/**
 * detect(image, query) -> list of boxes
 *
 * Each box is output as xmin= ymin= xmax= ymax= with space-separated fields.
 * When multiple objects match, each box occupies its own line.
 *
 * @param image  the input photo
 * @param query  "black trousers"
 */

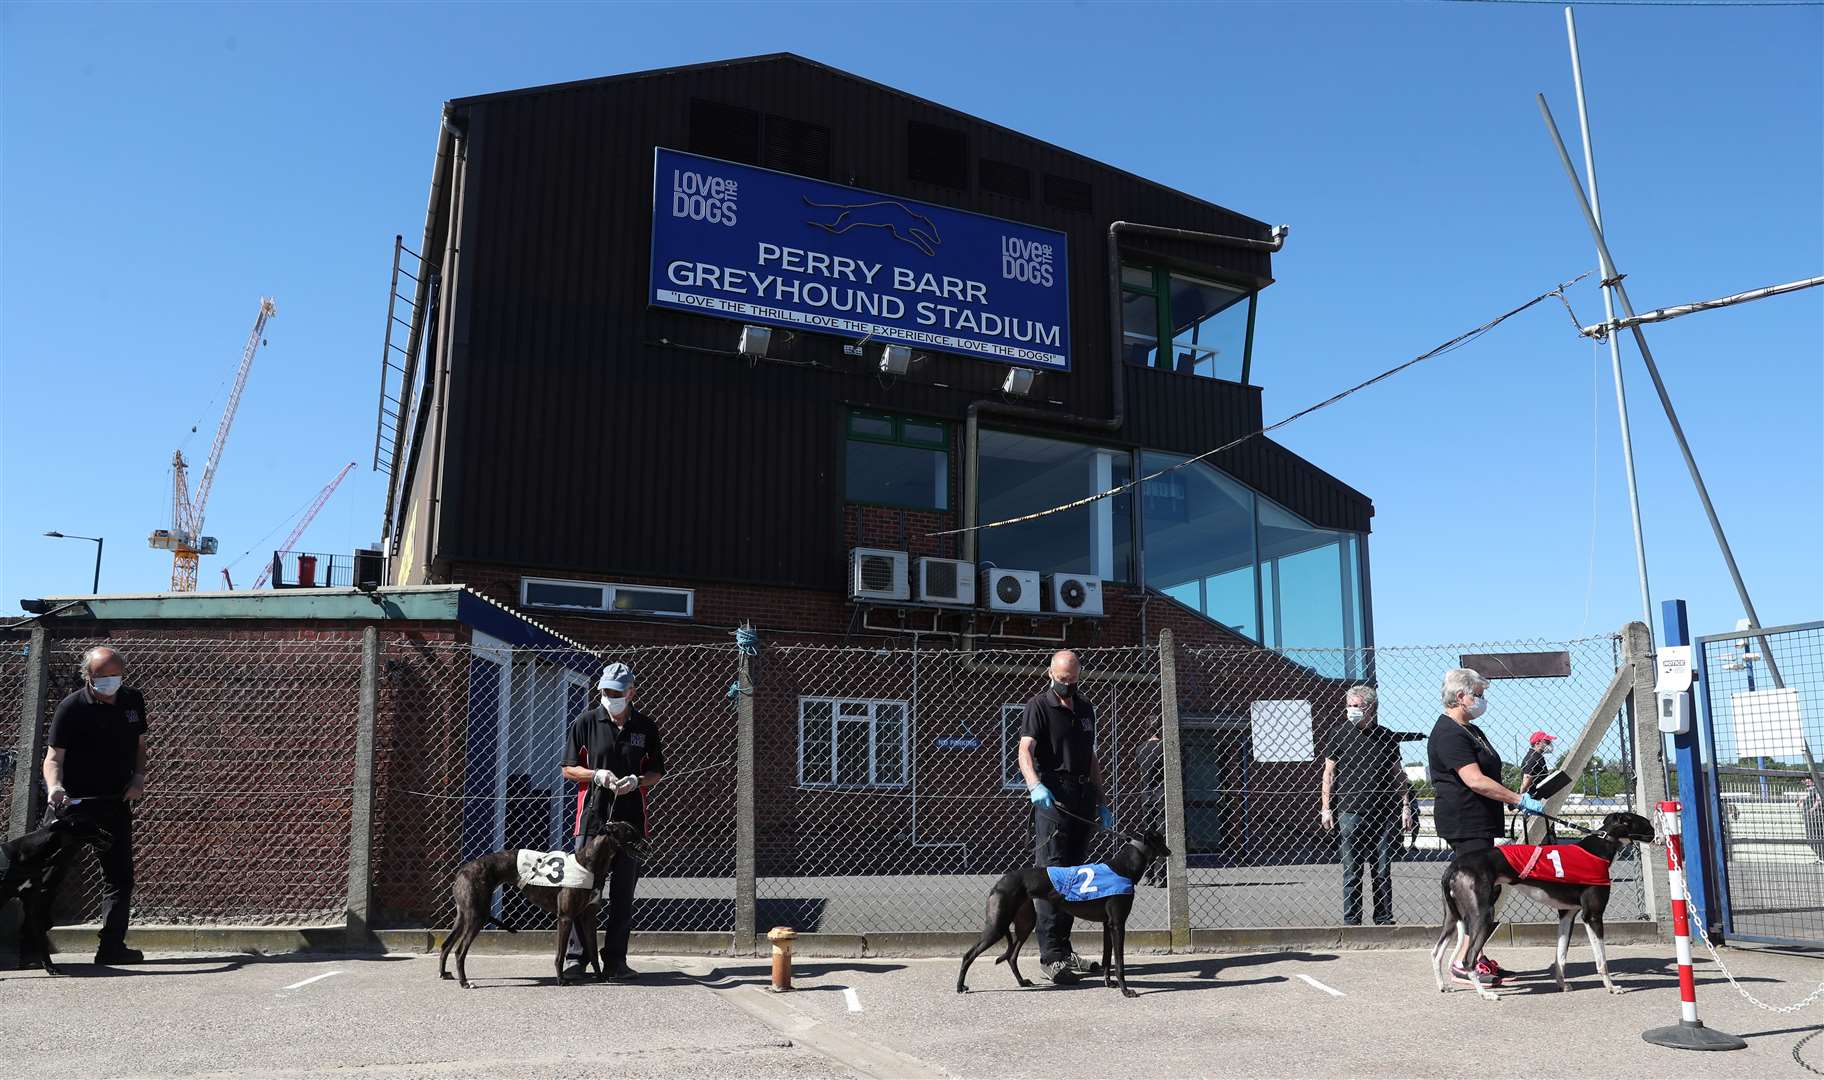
xmin=40 ymin=801 xmax=134 ymax=951
xmin=1032 ymin=783 xmax=1092 ymax=966
xmin=565 ymin=835 xmax=641 ymax=969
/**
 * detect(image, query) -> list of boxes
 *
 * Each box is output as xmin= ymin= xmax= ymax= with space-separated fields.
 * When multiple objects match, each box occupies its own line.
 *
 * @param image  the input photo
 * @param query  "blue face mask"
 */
xmin=91 ymin=675 xmax=123 ymax=696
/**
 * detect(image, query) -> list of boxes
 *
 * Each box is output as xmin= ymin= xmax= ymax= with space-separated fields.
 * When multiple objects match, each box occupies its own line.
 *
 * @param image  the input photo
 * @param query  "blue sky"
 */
xmin=3 ymin=1 xmax=1818 ymax=649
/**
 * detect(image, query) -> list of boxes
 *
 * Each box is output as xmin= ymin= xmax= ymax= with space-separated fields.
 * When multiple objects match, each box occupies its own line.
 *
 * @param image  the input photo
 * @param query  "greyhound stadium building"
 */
xmin=378 ymin=53 xmax=1374 ymax=661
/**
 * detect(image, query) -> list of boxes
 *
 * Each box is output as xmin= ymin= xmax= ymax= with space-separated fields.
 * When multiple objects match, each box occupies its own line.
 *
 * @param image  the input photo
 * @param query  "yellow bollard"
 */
xmin=767 ymin=926 xmax=798 ymax=992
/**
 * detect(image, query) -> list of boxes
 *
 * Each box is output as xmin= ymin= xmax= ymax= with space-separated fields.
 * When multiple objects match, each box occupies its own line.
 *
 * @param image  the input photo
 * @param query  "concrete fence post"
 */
xmin=345 ymin=627 xmax=379 ymax=947
xmin=8 ymin=627 xmax=50 ymax=840
xmin=1624 ymin=619 xmax=1669 ymax=924
xmin=734 ymin=648 xmax=757 ymax=957
xmin=1158 ymin=630 xmax=1191 ymax=950
xmin=1 ymin=628 xmax=50 ymax=960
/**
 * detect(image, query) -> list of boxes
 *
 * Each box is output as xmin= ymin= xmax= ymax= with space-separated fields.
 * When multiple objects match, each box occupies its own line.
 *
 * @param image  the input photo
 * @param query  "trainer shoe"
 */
xmin=605 ymin=964 xmax=641 ymax=982
xmin=561 ymin=962 xmax=586 ymax=981
xmin=1064 ymin=953 xmax=1102 ymax=976
xmin=1448 ymin=963 xmax=1482 ymax=989
xmin=1475 ymin=955 xmax=1508 ymax=983
xmin=94 ymin=946 xmax=144 ymax=965
xmin=1041 ymin=959 xmax=1079 ymax=985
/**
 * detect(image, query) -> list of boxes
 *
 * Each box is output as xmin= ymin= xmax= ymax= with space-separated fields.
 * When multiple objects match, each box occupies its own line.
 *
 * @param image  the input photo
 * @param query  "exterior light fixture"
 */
xmin=1001 ymin=367 xmax=1036 ymax=396
xmin=737 ymin=325 xmax=772 ymax=357
xmin=879 ymin=344 xmax=912 ymax=376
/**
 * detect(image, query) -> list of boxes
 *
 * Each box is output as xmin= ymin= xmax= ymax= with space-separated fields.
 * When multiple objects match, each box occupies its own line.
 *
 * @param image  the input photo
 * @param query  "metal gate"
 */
xmin=1696 ymin=620 xmax=1824 ymax=946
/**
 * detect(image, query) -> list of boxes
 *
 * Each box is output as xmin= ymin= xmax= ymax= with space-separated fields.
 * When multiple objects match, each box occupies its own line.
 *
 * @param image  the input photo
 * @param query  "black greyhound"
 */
xmin=1432 ymin=811 xmax=1656 ymax=999
xmin=3 ymin=812 xmax=115 ymax=975
xmin=438 ymin=820 xmax=637 ymax=988
xmin=957 ymin=830 xmax=1170 ymax=998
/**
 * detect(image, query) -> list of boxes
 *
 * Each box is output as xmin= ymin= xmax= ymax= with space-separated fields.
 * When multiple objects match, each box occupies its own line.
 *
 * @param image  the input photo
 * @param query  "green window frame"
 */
xmin=845 ymin=410 xmax=950 ymax=510
xmin=1121 ymin=263 xmax=1258 ymax=384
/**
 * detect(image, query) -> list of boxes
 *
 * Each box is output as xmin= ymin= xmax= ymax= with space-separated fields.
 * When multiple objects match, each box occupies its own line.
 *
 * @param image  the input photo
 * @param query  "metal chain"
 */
xmin=1660 ymin=812 xmax=1824 ymax=1014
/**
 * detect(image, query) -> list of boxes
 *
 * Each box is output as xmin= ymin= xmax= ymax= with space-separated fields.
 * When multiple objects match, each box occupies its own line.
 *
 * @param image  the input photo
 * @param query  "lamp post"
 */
xmin=44 ymin=531 xmax=103 ymax=593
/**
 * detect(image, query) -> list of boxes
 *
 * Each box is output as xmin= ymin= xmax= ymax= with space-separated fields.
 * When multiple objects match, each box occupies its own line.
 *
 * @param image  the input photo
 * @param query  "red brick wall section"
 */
xmin=23 ymin=623 xmax=465 ymax=928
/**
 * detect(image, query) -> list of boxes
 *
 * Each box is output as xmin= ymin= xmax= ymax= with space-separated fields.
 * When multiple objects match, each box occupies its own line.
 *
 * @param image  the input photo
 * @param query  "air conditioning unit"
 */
xmin=849 ymin=547 xmax=910 ymax=601
xmin=980 ymin=567 xmax=1041 ymax=613
xmin=917 ymin=558 xmax=975 ymax=605
xmin=1046 ymin=573 xmax=1104 ymax=617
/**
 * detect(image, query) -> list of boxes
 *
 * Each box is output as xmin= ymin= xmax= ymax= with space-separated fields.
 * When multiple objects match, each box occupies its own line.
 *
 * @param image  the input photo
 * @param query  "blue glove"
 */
xmin=1097 ymin=805 xmax=1115 ymax=830
xmin=1518 ymin=794 xmax=1546 ymax=816
xmin=1028 ymin=784 xmax=1054 ymax=809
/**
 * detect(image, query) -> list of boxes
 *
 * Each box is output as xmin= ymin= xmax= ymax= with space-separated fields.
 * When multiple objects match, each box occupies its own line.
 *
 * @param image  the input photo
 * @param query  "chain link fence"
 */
xmin=41 ymin=636 xmax=363 ymax=926
xmin=377 ymin=640 xmax=738 ymax=935
xmin=1697 ymin=620 xmax=1824 ymax=945
xmin=0 ymin=635 xmax=27 ymax=832
xmin=1178 ymin=635 xmax=1643 ymax=929
xmin=2 ymin=626 xmax=1660 ymax=939
xmin=754 ymin=642 xmax=1164 ymax=934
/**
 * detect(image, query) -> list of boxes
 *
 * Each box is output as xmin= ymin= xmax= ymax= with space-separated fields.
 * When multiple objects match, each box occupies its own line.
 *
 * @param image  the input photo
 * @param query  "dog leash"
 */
xmin=1049 ymin=801 xmax=1143 ymax=845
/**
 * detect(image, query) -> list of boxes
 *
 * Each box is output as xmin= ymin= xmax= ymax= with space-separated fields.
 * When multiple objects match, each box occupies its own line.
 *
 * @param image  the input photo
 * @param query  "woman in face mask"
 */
xmin=1427 ymin=667 xmax=1545 ymax=988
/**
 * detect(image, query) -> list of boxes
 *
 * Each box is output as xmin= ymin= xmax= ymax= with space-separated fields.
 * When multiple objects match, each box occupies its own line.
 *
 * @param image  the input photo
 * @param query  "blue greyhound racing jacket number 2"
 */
xmin=1046 ymin=863 xmax=1135 ymax=902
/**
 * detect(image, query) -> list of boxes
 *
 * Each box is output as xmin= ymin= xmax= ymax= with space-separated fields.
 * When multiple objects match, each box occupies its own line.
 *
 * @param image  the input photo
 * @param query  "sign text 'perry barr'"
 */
xmin=650 ymin=149 xmax=1071 ymax=370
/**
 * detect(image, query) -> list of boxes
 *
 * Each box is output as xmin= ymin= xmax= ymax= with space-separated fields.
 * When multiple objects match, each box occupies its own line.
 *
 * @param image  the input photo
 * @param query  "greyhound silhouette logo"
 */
xmin=802 ymin=196 xmax=942 ymax=256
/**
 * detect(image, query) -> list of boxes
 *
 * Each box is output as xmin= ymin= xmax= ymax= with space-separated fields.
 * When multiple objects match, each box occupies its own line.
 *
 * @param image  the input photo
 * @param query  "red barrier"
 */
xmin=1642 ymin=800 xmax=1746 ymax=1052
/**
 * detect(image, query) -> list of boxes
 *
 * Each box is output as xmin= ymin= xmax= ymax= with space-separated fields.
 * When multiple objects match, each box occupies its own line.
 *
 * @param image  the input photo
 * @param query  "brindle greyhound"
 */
xmin=438 ymin=820 xmax=636 ymax=988
xmin=1432 ymin=811 xmax=1656 ymax=999
xmin=957 ymin=830 xmax=1170 ymax=998
xmin=3 ymin=811 xmax=114 ymax=975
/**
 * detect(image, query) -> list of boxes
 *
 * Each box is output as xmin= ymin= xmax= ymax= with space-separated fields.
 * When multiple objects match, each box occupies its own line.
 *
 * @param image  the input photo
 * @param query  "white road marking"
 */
xmin=280 ymin=971 xmax=344 ymax=991
xmin=1296 ymin=973 xmax=1345 ymax=998
xmin=842 ymin=987 xmax=862 ymax=1013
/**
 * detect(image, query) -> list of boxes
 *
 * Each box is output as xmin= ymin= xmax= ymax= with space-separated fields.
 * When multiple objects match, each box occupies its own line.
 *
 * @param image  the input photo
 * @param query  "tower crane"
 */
xmin=244 ymin=462 xmax=357 ymax=590
xmin=150 ymin=297 xmax=277 ymax=591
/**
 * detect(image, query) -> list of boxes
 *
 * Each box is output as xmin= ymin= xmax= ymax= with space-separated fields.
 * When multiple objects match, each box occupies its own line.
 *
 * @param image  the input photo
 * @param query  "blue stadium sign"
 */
xmin=651 ymin=149 xmax=1072 ymax=371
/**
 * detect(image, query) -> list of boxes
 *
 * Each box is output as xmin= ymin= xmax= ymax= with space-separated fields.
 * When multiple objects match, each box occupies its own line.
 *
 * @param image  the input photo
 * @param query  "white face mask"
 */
xmin=1346 ymin=706 xmax=1368 ymax=725
xmin=1464 ymin=695 xmax=1489 ymax=720
xmin=91 ymin=675 xmax=124 ymax=696
xmin=602 ymin=695 xmax=629 ymax=718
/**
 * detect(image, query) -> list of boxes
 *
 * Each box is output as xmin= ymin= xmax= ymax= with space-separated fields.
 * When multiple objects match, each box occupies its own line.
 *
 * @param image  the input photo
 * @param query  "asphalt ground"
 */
xmin=3 ymin=941 xmax=1821 ymax=1078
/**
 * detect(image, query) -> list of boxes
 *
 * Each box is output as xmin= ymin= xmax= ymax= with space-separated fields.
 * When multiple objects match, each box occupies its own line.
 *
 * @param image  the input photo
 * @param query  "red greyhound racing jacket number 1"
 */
xmin=1500 ymin=843 xmax=1611 ymax=886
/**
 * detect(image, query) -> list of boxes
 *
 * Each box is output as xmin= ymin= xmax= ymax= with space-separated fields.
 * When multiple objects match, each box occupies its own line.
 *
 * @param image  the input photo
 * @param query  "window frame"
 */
xmin=999 ymin=704 xmax=1028 ymax=790
xmin=975 ymin=428 xmax=1136 ymax=585
xmin=797 ymin=696 xmax=912 ymax=790
xmin=844 ymin=410 xmax=951 ymax=511
xmin=1120 ymin=263 xmax=1258 ymax=385
xmin=519 ymin=576 xmax=695 ymax=619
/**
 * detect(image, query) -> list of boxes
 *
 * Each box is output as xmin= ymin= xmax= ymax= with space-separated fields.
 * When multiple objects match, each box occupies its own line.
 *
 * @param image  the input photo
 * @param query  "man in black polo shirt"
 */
xmin=1320 ymin=686 xmax=1421 ymax=926
xmin=1016 ymin=649 xmax=1112 ymax=984
xmin=39 ymin=645 xmax=147 ymax=965
xmin=559 ymin=661 xmax=665 ymax=982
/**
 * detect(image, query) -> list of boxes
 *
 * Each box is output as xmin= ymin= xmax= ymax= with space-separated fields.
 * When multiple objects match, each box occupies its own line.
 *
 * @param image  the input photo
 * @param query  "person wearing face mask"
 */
xmin=559 ymin=661 xmax=665 ymax=982
xmin=1429 ymin=667 xmax=1544 ymax=988
xmin=39 ymin=646 xmax=148 ymax=965
xmin=1016 ymin=649 xmax=1112 ymax=985
xmin=1320 ymin=686 xmax=1423 ymax=926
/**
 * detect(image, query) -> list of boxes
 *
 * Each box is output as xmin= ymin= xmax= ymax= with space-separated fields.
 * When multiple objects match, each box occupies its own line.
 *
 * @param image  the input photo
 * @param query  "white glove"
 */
xmin=611 ymin=774 xmax=640 ymax=796
xmin=593 ymin=769 xmax=616 ymax=789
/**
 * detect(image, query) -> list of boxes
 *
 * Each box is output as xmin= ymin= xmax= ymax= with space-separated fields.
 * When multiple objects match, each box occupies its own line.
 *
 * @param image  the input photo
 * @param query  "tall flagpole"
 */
xmin=1565 ymin=6 xmax=1654 ymax=636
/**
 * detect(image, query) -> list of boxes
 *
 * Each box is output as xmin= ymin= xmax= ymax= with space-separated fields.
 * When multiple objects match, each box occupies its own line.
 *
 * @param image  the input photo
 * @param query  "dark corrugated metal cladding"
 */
xmin=432 ymin=56 xmax=1368 ymax=590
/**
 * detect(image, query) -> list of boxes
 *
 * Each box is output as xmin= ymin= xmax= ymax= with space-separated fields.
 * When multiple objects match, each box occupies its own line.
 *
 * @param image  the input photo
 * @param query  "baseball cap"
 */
xmin=1530 ymin=731 xmax=1556 ymax=746
xmin=598 ymin=662 xmax=635 ymax=692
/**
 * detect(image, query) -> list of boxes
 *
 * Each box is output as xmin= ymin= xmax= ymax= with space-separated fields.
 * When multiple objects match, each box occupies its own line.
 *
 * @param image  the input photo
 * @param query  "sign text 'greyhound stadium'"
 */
xmin=650 ymin=148 xmax=1072 ymax=369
